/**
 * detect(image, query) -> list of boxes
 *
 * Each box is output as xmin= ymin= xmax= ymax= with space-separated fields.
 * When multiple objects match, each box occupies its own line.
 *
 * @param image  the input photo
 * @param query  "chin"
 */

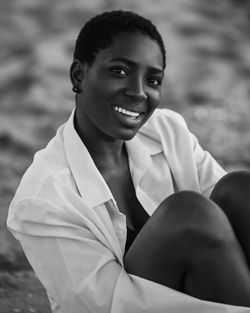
xmin=116 ymin=129 xmax=138 ymax=141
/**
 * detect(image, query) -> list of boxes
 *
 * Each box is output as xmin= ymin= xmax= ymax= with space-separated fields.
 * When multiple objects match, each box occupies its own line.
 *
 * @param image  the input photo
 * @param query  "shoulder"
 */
xmin=8 ymin=130 xmax=81 ymax=234
xmin=11 ymin=124 xmax=72 ymax=206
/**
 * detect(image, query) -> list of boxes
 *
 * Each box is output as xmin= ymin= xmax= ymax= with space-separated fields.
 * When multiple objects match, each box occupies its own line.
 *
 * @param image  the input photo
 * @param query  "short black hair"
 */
xmin=73 ymin=10 xmax=166 ymax=69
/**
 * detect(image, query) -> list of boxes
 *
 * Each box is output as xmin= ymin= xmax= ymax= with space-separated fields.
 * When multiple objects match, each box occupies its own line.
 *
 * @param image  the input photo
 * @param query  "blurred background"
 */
xmin=0 ymin=0 xmax=249 ymax=311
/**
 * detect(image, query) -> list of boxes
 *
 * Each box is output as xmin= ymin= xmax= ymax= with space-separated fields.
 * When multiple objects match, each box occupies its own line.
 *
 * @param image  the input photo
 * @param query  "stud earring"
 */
xmin=72 ymin=85 xmax=81 ymax=93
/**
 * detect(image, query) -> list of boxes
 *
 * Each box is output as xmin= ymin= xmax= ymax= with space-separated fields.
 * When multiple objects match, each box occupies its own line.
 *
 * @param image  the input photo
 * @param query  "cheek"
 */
xmin=149 ymin=89 xmax=161 ymax=108
xmin=88 ymin=79 xmax=119 ymax=100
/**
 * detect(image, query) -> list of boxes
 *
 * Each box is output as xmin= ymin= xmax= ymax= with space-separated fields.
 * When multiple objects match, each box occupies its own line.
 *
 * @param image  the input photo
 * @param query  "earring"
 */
xmin=72 ymin=85 xmax=81 ymax=93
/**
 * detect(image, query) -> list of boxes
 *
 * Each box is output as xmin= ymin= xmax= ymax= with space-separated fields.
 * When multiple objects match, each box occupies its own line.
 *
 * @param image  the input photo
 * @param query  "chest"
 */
xmin=103 ymin=168 xmax=149 ymax=230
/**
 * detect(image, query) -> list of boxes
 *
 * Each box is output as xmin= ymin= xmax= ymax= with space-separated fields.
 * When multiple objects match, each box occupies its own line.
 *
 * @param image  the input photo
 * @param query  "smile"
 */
xmin=113 ymin=106 xmax=140 ymax=118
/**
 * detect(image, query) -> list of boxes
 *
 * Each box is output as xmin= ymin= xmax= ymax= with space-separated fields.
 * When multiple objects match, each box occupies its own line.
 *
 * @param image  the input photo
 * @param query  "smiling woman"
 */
xmin=7 ymin=10 xmax=250 ymax=313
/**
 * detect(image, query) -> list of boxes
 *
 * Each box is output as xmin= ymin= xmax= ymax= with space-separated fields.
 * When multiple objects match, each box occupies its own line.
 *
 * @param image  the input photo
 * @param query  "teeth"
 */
xmin=113 ymin=106 xmax=140 ymax=117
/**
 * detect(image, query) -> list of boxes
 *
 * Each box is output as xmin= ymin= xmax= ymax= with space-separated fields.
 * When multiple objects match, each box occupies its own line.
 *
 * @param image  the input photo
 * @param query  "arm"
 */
xmin=156 ymin=109 xmax=227 ymax=197
xmin=190 ymin=130 xmax=227 ymax=197
xmin=9 ymin=198 xmax=121 ymax=313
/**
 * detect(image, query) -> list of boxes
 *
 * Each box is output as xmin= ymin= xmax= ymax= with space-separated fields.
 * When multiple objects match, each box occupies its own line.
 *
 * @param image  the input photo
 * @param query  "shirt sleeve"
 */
xmin=190 ymin=130 xmax=227 ymax=197
xmin=8 ymin=196 xmax=249 ymax=313
xmin=160 ymin=109 xmax=227 ymax=197
xmin=9 ymin=198 xmax=121 ymax=313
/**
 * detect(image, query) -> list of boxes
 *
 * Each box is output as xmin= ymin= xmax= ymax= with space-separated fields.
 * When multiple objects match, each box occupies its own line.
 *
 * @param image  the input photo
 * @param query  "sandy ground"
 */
xmin=0 ymin=270 xmax=51 ymax=313
xmin=0 ymin=0 xmax=250 ymax=311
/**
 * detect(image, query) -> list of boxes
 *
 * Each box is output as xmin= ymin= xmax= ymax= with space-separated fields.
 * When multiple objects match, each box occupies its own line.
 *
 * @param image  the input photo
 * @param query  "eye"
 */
xmin=147 ymin=76 xmax=162 ymax=87
xmin=110 ymin=66 xmax=128 ymax=76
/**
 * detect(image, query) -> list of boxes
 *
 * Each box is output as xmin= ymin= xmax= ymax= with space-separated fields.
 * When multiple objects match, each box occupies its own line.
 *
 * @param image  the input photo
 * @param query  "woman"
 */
xmin=7 ymin=10 xmax=250 ymax=313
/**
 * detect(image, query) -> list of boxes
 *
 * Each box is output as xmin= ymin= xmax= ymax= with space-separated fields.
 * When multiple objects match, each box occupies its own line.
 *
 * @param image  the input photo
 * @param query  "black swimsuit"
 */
xmin=125 ymin=227 xmax=140 ymax=253
xmin=124 ymin=205 xmax=150 ymax=254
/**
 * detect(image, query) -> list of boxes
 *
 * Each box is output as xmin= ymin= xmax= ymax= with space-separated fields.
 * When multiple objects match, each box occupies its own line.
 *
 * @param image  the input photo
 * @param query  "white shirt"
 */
xmin=7 ymin=108 xmax=249 ymax=313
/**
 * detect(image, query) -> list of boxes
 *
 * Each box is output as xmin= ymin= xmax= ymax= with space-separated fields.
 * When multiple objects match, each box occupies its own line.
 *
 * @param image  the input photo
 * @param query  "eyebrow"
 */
xmin=109 ymin=57 xmax=164 ymax=75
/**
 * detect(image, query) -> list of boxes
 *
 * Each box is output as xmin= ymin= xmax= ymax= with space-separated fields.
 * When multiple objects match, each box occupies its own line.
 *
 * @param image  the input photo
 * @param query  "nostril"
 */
xmin=125 ymin=90 xmax=147 ymax=102
xmin=132 ymin=94 xmax=147 ymax=102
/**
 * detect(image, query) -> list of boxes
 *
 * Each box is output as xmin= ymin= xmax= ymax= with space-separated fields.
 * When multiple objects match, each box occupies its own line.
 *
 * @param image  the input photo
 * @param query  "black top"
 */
xmin=125 ymin=227 xmax=140 ymax=254
xmin=124 ymin=205 xmax=150 ymax=254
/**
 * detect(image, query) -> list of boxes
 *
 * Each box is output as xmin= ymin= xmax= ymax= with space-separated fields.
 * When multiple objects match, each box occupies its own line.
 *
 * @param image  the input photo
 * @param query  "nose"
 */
xmin=124 ymin=77 xmax=147 ymax=102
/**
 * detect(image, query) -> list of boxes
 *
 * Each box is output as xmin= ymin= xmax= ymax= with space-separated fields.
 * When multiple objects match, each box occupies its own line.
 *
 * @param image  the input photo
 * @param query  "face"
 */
xmin=73 ymin=32 xmax=164 ymax=142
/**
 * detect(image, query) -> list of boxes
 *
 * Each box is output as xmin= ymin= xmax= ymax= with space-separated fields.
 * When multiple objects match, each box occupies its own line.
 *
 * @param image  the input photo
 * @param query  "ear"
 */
xmin=70 ymin=59 xmax=85 ymax=87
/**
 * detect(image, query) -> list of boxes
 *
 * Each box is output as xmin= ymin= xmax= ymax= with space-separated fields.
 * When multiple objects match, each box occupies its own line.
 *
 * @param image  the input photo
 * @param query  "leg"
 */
xmin=124 ymin=191 xmax=250 ymax=306
xmin=210 ymin=170 xmax=250 ymax=267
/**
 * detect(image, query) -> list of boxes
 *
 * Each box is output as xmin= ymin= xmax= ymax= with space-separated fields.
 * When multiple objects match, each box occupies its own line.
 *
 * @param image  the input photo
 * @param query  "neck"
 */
xmin=74 ymin=110 xmax=127 ymax=171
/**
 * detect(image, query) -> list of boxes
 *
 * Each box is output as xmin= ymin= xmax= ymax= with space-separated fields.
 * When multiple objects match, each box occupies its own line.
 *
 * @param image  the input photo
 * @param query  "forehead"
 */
xmin=94 ymin=32 xmax=164 ymax=71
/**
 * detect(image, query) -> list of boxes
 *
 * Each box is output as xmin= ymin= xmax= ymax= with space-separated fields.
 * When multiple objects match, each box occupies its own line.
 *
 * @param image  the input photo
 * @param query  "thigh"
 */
xmin=124 ymin=195 xmax=188 ymax=290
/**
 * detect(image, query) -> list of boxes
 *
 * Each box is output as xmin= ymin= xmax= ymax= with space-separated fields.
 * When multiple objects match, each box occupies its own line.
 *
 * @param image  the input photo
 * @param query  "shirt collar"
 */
xmin=63 ymin=109 xmax=163 ymax=209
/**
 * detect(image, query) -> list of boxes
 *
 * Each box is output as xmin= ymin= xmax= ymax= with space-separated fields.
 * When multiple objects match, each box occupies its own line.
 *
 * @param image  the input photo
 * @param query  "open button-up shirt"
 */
xmin=8 ymin=108 xmax=249 ymax=313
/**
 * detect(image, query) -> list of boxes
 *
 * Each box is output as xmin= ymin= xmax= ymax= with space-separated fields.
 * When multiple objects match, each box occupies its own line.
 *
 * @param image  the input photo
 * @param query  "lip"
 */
xmin=111 ymin=105 xmax=145 ymax=125
xmin=111 ymin=104 xmax=146 ymax=114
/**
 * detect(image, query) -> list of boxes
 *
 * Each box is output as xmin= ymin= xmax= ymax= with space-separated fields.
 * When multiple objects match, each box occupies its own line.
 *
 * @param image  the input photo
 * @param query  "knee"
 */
xmin=155 ymin=191 xmax=235 ymax=249
xmin=210 ymin=170 xmax=250 ymax=205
